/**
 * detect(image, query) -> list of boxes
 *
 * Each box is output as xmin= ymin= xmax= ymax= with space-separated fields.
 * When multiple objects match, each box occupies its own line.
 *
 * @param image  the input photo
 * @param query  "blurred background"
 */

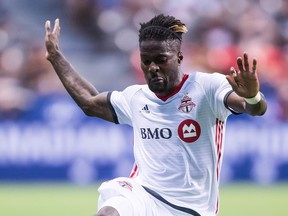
xmin=0 ymin=0 xmax=287 ymax=215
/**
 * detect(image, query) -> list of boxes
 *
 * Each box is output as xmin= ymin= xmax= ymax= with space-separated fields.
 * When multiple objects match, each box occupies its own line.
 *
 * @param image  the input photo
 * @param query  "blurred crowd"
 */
xmin=0 ymin=0 xmax=287 ymax=121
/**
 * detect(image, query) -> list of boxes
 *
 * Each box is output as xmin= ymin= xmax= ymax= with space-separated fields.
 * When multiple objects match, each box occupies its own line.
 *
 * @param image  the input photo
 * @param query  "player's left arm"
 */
xmin=225 ymin=52 xmax=267 ymax=116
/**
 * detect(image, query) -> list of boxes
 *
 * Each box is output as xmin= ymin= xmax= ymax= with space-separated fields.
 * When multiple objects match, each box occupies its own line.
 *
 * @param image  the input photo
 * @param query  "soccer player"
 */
xmin=45 ymin=14 xmax=267 ymax=216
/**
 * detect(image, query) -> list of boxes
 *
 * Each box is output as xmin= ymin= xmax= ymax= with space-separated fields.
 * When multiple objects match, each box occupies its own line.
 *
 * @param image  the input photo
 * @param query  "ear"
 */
xmin=177 ymin=51 xmax=183 ymax=64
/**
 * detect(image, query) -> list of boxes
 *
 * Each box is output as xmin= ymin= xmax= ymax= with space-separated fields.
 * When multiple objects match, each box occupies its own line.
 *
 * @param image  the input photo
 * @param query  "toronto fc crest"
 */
xmin=178 ymin=94 xmax=196 ymax=113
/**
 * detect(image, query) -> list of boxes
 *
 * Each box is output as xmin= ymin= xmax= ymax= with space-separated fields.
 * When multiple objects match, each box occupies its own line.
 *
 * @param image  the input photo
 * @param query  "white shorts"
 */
xmin=97 ymin=177 xmax=193 ymax=216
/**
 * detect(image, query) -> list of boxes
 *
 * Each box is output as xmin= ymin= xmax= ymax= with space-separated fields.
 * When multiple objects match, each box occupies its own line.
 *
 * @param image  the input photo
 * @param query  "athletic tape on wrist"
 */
xmin=244 ymin=92 xmax=261 ymax=104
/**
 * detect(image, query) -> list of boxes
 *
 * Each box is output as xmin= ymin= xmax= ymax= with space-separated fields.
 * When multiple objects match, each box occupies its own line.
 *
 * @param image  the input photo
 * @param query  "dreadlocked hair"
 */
xmin=139 ymin=14 xmax=188 ymax=42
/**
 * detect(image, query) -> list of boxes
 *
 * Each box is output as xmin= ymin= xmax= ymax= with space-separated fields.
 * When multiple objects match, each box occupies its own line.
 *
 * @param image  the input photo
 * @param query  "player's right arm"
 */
xmin=45 ymin=19 xmax=114 ymax=122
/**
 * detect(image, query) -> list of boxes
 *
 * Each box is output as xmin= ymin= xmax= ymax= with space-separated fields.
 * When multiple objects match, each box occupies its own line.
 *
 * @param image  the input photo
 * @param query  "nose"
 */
xmin=148 ymin=63 xmax=159 ymax=73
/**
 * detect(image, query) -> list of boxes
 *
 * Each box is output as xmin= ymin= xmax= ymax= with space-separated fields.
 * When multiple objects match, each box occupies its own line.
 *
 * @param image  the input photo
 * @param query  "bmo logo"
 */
xmin=178 ymin=119 xmax=201 ymax=143
xmin=140 ymin=128 xmax=172 ymax=139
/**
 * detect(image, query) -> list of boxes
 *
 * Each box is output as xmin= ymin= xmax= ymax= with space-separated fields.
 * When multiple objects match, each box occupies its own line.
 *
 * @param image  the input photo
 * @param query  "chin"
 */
xmin=149 ymin=85 xmax=164 ymax=93
xmin=148 ymin=82 xmax=166 ymax=92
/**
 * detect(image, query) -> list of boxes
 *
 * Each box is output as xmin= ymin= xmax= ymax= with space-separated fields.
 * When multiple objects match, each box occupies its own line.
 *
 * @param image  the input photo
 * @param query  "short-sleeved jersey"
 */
xmin=109 ymin=72 xmax=233 ymax=216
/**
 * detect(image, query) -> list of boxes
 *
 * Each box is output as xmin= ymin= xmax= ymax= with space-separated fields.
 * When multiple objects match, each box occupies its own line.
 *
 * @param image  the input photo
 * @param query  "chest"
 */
xmin=132 ymin=90 xmax=211 ymax=125
xmin=131 ymin=90 xmax=214 ymax=145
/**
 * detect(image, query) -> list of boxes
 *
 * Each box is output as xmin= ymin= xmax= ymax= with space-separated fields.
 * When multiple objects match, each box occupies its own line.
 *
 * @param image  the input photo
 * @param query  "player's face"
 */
xmin=139 ymin=40 xmax=182 ymax=97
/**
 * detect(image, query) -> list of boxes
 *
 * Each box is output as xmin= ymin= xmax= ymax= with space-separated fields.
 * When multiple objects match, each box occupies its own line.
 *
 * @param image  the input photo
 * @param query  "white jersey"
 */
xmin=109 ymin=72 xmax=233 ymax=216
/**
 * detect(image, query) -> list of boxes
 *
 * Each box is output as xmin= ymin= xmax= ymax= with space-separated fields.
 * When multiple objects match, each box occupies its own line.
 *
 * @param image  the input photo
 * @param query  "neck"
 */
xmin=156 ymin=73 xmax=188 ymax=101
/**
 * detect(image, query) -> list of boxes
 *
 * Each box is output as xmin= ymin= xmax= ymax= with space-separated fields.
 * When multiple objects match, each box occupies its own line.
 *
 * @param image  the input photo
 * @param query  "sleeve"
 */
xmin=223 ymin=90 xmax=242 ymax=115
xmin=108 ymin=85 xmax=142 ymax=126
xmin=204 ymin=73 xmax=234 ymax=120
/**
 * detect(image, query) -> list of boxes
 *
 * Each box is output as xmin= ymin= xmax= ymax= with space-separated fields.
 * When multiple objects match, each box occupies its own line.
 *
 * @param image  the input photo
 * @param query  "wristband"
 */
xmin=244 ymin=92 xmax=261 ymax=105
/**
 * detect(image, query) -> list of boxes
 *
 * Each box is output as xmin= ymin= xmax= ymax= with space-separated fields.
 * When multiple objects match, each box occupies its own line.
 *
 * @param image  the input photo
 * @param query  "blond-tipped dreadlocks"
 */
xmin=139 ymin=14 xmax=188 ymax=42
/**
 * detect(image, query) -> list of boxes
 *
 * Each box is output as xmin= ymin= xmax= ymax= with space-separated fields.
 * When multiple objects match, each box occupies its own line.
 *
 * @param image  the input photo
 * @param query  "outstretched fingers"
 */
xmin=229 ymin=53 xmax=260 ymax=97
xmin=53 ymin=18 xmax=60 ymax=35
xmin=237 ymin=52 xmax=250 ymax=73
xmin=236 ymin=57 xmax=244 ymax=72
xmin=230 ymin=67 xmax=237 ymax=78
xmin=243 ymin=53 xmax=250 ymax=72
xmin=45 ymin=20 xmax=51 ymax=34
xmin=226 ymin=67 xmax=238 ymax=90
xmin=252 ymin=58 xmax=257 ymax=74
xmin=45 ymin=19 xmax=61 ymax=60
xmin=45 ymin=19 xmax=60 ymax=36
xmin=237 ymin=52 xmax=258 ymax=75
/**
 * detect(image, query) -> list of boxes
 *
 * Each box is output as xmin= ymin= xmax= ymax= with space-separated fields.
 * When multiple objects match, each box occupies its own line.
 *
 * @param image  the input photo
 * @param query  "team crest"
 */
xmin=178 ymin=94 xmax=195 ymax=113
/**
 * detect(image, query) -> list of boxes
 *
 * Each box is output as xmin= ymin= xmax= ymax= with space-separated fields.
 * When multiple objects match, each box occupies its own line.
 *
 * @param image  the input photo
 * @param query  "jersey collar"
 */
xmin=156 ymin=74 xmax=189 ymax=102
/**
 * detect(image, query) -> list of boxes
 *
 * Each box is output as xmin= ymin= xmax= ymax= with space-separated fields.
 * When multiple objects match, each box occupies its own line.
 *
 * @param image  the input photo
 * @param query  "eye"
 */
xmin=142 ymin=60 xmax=151 ymax=66
xmin=155 ymin=57 xmax=168 ymax=64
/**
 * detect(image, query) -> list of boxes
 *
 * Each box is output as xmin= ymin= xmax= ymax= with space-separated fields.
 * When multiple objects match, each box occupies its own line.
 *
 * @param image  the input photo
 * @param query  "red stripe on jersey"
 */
xmin=129 ymin=163 xmax=138 ymax=178
xmin=215 ymin=118 xmax=224 ymax=214
xmin=215 ymin=119 xmax=224 ymax=181
xmin=215 ymin=199 xmax=219 ymax=215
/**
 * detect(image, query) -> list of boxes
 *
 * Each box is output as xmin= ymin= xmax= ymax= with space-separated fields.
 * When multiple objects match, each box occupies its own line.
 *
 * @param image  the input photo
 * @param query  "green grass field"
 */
xmin=0 ymin=183 xmax=287 ymax=216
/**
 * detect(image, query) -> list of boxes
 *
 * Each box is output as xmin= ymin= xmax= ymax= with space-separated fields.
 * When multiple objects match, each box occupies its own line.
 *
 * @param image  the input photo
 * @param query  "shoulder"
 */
xmin=189 ymin=71 xmax=226 ymax=82
xmin=123 ymin=84 xmax=148 ymax=95
xmin=111 ymin=84 xmax=148 ymax=100
xmin=187 ymin=72 xmax=228 ymax=87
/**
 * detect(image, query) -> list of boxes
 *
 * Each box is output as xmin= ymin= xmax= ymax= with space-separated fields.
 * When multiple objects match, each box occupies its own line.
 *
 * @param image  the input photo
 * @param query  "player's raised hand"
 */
xmin=226 ymin=52 xmax=260 ymax=98
xmin=45 ymin=18 xmax=61 ymax=60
